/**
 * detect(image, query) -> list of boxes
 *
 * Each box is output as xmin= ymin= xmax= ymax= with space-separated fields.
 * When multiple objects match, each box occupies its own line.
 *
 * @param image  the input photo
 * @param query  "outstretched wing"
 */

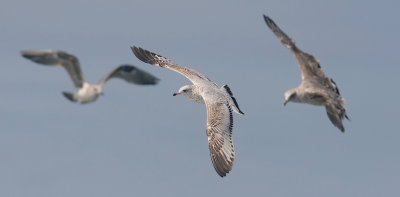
xmin=263 ymin=15 xmax=334 ymax=88
xmin=98 ymin=64 xmax=159 ymax=86
xmin=325 ymin=97 xmax=349 ymax=132
xmin=205 ymin=98 xmax=235 ymax=177
xmin=131 ymin=46 xmax=216 ymax=87
xmin=21 ymin=50 xmax=85 ymax=88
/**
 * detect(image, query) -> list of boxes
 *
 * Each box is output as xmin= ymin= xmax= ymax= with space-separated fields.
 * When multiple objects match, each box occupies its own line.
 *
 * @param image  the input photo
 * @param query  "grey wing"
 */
xmin=205 ymin=98 xmax=235 ymax=177
xmin=98 ymin=64 xmax=159 ymax=86
xmin=21 ymin=49 xmax=85 ymax=88
xmin=263 ymin=15 xmax=331 ymax=84
xmin=131 ymin=46 xmax=216 ymax=86
xmin=324 ymin=96 xmax=349 ymax=132
xmin=325 ymin=103 xmax=345 ymax=132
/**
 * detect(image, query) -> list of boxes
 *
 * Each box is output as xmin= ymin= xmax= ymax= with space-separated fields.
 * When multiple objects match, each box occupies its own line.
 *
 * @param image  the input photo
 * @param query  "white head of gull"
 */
xmin=131 ymin=46 xmax=244 ymax=177
xmin=21 ymin=49 xmax=159 ymax=104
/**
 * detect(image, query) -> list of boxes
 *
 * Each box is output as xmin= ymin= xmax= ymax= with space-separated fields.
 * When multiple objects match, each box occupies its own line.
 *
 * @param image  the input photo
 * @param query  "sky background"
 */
xmin=1 ymin=0 xmax=399 ymax=196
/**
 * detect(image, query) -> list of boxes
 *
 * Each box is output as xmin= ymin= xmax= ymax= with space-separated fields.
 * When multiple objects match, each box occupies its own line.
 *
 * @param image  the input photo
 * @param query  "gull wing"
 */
xmin=205 ymin=98 xmax=235 ymax=177
xmin=263 ymin=15 xmax=337 ymax=91
xmin=21 ymin=50 xmax=85 ymax=88
xmin=98 ymin=64 xmax=159 ymax=86
xmin=131 ymin=46 xmax=216 ymax=87
xmin=325 ymin=97 xmax=349 ymax=132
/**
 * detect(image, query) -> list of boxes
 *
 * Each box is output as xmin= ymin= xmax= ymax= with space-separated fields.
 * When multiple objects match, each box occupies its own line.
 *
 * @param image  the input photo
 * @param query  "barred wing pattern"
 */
xmin=131 ymin=46 xmax=216 ymax=87
xmin=205 ymin=99 xmax=235 ymax=177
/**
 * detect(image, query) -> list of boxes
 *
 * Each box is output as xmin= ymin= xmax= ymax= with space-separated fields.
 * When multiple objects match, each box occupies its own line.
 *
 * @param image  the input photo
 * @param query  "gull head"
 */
xmin=173 ymin=85 xmax=193 ymax=97
xmin=284 ymin=89 xmax=297 ymax=106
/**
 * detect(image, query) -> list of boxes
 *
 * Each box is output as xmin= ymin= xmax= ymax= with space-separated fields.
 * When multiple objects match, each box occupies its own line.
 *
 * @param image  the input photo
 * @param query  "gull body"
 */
xmin=131 ymin=46 xmax=244 ymax=177
xmin=21 ymin=49 xmax=159 ymax=104
xmin=72 ymin=82 xmax=102 ymax=104
xmin=263 ymin=15 xmax=349 ymax=132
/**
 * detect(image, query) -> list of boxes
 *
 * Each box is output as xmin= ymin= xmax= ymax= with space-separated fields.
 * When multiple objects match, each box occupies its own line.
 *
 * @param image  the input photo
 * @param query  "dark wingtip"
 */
xmin=146 ymin=77 xmax=160 ymax=85
xmin=262 ymin=14 xmax=273 ymax=27
xmin=130 ymin=46 xmax=137 ymax=55
xmin=130 ymin=46 xmax=141 ymax=59
xmin=119 ymin=64 xmax=136 ymax=72
xmin=262 ymin=14 xmax=269 ymax=21
xmin=130 ymin=46 xmax=138 ymax=53
xmin=62 ymin=92 xmax=77 ymax=102
xmin=130 ymin=46 xmax=150 ymax=65
xmin=20 ymin=50 xmax=33 ymax=59
xmin=218 ymin=173 xmax=227 ymax=178
xmin=215 ymin=168 xmax=229 ymax=177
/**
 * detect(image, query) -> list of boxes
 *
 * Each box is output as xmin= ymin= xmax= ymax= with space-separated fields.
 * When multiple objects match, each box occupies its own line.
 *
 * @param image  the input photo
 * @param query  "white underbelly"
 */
xmin=76 ymin=88 xmax=98 ymax=103
xmin=77 ymin=93 xmax=98 ymax=103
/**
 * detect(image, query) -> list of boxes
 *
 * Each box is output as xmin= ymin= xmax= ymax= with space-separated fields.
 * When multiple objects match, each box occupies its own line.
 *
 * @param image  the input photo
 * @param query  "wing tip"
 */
xmin=20 ymin=51 xmax=31 ymax=59
xmin=212 ymin=157 xmax=233 ymax=178
xmin=209 ymin=144 xmax=235 ymax=177
xmin=130 ymin=46 xmax=141 ymax=59
xmin=130 ymin=46 xmax=148 ymax=64
xmin=262 ymin=14 xmax=268 ymax=21
xmin=130 ymin=46 xmax=169 ymax=68
xmin=114 ymin=64 xmax=160 ymax=85
xmin=62 ymin=92 xmax=77 ymax=102
xmin=262 ymin=14 xmax=275 ymax=29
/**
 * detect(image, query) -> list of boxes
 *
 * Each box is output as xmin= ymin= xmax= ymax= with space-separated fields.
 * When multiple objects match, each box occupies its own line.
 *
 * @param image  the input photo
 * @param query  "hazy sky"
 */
xmin=1 ymin=0 xmax=399 ymax=196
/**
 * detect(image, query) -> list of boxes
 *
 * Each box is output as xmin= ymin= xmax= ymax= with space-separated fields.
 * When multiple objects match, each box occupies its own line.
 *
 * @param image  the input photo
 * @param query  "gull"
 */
xmin=131 ymin=46 xmax=244 ymax=177
xmin=263 ymin=15 xmax=349 ymax=132
xmin=21 ymin=49 xmax=159 ymax=104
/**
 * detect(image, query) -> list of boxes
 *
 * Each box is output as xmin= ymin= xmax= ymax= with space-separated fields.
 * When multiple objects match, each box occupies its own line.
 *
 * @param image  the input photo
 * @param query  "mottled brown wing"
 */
xmin=263 ymin=15 xmax=334 ymax=89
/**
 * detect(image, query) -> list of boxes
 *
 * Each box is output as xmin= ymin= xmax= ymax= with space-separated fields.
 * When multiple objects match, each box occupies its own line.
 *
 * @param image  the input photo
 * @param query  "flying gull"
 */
xmin=131 ymin=46 xmax=244 ymax=177
xmin=263 ymin=15 xmax=349 ymax=132
xmin=21 ymin=49 xmax=159 ymax=104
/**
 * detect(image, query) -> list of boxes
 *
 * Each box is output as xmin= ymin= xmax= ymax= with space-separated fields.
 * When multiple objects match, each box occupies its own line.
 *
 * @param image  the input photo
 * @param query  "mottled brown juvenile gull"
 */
xmin=263 ymin=15 xmax=349 ymax=132
xmin=131 ymin=46 xmax=244 ymax=177
xmin=21 ymin=49 xmax=159 ymax=104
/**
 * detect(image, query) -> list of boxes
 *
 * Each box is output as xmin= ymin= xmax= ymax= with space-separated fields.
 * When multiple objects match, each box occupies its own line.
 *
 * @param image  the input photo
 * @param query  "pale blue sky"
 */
xmin=1 ymin=0 xmax=399 ymax=196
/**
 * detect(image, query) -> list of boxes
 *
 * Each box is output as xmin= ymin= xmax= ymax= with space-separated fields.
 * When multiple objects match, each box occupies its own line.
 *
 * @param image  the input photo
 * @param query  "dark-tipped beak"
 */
xmin=173 ymin=92 xmax=178 ymax=96
xmin=283 ymin=100 xmax=288 ymax=106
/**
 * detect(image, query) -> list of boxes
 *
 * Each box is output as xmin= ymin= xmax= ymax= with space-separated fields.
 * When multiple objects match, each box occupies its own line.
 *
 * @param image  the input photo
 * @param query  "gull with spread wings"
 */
xmin=263 ymin=15 xmax=349 ymax=132
xmin=21 ymin=49 xmax=159 ymax=104
xmin=131 ymin=46 xmax=244 ymax=177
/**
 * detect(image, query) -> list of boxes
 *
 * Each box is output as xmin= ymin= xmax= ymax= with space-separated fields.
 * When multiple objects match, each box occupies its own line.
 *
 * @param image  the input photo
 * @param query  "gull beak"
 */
xmin=283 ymin=100 xmax=288 ymax=106
xmin=173 ymin=92 xmax=179 ymax=96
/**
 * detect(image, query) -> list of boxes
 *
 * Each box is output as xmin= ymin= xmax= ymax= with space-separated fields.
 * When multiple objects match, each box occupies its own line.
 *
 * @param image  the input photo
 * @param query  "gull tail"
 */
xmin=62 ymin=92 xmax=77 ymax=102
xmin=222 ymin=85 xmax=244 ymax=115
